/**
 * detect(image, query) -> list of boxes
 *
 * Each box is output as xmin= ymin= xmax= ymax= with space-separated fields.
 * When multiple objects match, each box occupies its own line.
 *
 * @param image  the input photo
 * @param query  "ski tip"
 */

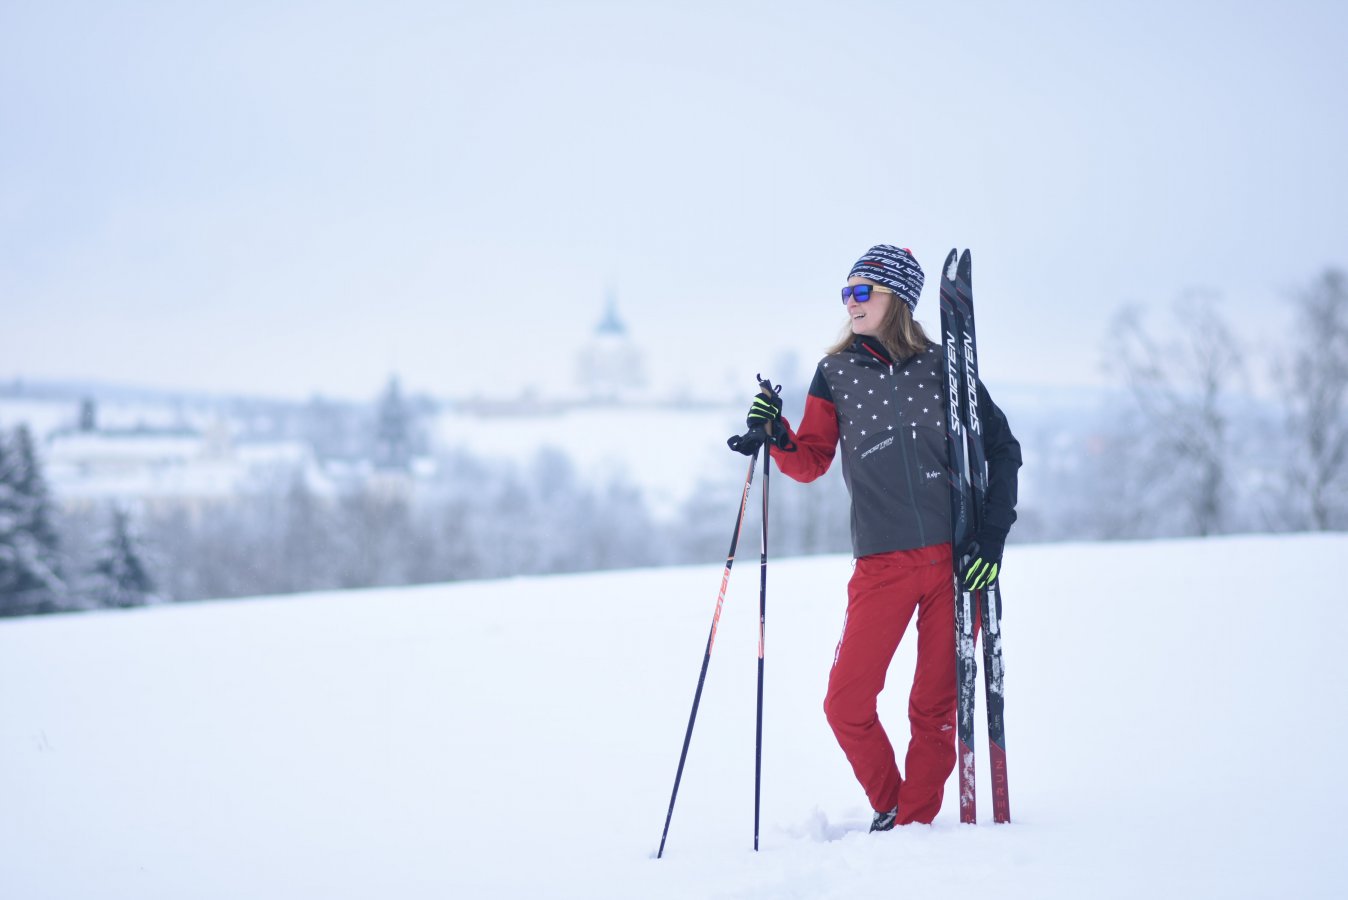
xmin=944 ymin=248 xmax=958 ymax=282
xmin=958 ymin=248 xmax=972 ymax=273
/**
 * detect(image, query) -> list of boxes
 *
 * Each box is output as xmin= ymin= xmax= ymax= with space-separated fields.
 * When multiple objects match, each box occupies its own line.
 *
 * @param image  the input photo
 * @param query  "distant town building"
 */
xmin=575 ymin=291 xmax=647 ymax=404
xmin=43 ymin=419 xmax=321 ymax=514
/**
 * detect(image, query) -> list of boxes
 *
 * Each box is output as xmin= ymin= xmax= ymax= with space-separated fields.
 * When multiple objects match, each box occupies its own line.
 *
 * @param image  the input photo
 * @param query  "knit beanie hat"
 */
xmin=848 ymin=245 xmax=924 ymax=312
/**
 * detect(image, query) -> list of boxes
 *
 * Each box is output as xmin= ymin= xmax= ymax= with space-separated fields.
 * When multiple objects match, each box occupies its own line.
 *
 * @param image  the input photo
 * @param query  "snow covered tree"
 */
xmin=374 ymin=376 xmax=413 ymax=472
xmin=276 ymin=475 xmax=338 ymax=593
xmin=79 ymin=397 xmax=98 ymax=432
xmin=88 ymin=507 xmax=157 ymax=609
xmin=1109 ymin=292 xmax=1245 ymax=537
xmin=1276 ymin=269 xmax=1348 ymax=530
xmin=335 ymin=484 xmax=415 ymax=588
xmin=12 ymin=426 xmax=61 ymax=558
xmin=769 ymin=464 xmax=852 ymax=557
xmin=0 ymin=425 xmax=66 ymax=615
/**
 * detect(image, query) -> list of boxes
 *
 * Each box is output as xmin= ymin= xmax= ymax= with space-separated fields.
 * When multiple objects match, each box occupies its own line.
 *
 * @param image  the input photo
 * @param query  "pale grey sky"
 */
xmin=3 ymin=0 xmax=1345 ymax=401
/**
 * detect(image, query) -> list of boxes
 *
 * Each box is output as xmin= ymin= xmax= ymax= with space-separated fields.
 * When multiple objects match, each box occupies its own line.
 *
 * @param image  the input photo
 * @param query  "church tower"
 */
xmin=575 ymin=290 xmax=646 ymax=403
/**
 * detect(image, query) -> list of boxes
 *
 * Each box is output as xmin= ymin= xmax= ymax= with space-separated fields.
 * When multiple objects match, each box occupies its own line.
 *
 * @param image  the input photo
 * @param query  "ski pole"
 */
xmin=657 ymin=446 xmax=761 ymax=860
xmin=753 ymin=417 xmax=770 ymax=851
xmin=753 ymin=378 xmax=779 ymax=852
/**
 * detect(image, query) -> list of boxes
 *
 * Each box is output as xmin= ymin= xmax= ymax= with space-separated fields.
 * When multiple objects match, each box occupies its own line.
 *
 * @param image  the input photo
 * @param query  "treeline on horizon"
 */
xmin=1 ymin=269 xmax=1344 ymax=617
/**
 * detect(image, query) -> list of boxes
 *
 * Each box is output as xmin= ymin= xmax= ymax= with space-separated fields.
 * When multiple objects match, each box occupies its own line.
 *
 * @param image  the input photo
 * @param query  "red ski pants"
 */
xmin=824 ymin=543 xmax=975 ymax=824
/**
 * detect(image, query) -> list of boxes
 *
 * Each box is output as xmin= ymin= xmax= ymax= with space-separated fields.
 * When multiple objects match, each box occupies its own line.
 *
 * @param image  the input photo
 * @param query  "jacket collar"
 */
xmin=852 ymin=334 xmax=894 ymax=366
xmin=851 ymin=335 xmax=937 ymax=371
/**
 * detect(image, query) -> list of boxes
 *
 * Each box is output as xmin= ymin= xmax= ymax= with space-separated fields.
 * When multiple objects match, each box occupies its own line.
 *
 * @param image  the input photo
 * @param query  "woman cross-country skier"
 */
xmin=746 ymin=244 xmax=1021 ymax=831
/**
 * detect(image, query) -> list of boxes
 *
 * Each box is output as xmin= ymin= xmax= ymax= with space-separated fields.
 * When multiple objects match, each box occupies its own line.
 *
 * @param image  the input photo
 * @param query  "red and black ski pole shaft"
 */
xmin=657 ymin=447 xmax=760 ymax=860
xmin=753 ymin=423 xmax=770 ymax=850
xmin=753 ymin=378 xmax=779 ymax=852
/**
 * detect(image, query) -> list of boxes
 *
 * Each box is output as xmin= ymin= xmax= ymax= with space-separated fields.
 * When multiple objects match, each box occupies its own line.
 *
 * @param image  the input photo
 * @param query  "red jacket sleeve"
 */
xmin=770 ymin=392 xmax=838 ymax=482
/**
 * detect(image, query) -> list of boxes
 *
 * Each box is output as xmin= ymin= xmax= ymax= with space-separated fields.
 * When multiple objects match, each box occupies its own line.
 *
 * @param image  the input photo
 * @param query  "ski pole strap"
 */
xmin=728 ymin=427 xmax=767 ymax=455
xmin=728 ymin=426 xmax=795 ymax=455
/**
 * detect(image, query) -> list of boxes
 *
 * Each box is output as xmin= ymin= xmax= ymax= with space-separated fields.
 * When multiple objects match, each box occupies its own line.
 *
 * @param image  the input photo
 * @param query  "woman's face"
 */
xmin=845 ymin=276 xmax=891 ymax=337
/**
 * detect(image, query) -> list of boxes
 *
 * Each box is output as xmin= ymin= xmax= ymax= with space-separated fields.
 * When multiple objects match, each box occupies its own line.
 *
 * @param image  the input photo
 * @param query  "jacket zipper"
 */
xmin=890 ymin=361 xmax=928 ymax=548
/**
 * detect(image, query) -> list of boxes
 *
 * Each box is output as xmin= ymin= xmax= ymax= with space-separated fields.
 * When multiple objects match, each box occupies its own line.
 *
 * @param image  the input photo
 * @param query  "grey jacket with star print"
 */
xmin=770 ymin=335 xmax=1021 ymax=559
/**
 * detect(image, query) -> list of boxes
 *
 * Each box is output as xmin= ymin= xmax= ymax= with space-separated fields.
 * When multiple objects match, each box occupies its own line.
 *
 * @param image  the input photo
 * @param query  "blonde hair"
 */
xmin=827 ymin=296 xmax=935 ymax=363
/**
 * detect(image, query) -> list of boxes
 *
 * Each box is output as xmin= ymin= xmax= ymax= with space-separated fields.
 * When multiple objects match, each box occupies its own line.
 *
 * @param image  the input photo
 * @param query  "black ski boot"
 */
xmin=869 ymin=807 xmax=898 ymax=832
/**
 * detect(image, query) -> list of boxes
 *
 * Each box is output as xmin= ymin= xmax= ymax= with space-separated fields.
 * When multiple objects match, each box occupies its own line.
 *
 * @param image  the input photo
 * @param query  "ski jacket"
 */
xmin=770 ymin=335 xmax=1021 ymax=559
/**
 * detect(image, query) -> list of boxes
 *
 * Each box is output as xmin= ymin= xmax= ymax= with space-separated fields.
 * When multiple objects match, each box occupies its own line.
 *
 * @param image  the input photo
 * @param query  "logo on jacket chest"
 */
xmin=860 ymin=436 xmax=894 ymax=459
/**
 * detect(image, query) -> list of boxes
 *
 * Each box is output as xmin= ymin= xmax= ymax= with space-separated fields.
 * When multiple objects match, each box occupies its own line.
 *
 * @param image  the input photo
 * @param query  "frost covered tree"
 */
xmin=1109 ymin=292 xmax=1245 ymax=537
xmin=0 ymin=425 xmax=66 ymax=615
xmin=88 ymin=507 xmax=157 ymax=609
xmin=79 ymin=397 xmax=98 ymax=432
xmin=335 ymin=484 xmax=415 ymax=588
xmin=769 ymin=464 xmax=852 ymax=557
xmin=374 ymin=376 xmax=414 ymax=472
xmin=1277 ymin=269 xmax=1348 ymax=530
xmin=277 ymin=476 xmax=338 ymax=593
xmin=12 ymin=426 xmax=62 ymax=561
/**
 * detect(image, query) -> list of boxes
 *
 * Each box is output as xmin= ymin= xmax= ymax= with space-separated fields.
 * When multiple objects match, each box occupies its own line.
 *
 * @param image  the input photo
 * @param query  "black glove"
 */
xmin=746 ymin=391 xmax=783 ymax=430
xmin=728 ymin=375 xmax=795 ymax=455
xmin=958 ymin=527 xmax=1007 ymax=591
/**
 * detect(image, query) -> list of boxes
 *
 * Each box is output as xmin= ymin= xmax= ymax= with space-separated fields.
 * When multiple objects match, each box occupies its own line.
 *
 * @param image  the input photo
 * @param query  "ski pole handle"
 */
xmin=755 ymin=373 xmax=781 ymax=439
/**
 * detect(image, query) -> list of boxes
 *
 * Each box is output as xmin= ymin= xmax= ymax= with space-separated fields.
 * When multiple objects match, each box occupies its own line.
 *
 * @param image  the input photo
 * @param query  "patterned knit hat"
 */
xmin=848 ymin=245 xmax=924 ymax=312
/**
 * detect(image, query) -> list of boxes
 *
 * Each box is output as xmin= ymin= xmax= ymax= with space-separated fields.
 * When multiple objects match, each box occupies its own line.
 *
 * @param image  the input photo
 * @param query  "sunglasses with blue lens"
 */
xmin=840 ymin=284 xmax=897 ymax=305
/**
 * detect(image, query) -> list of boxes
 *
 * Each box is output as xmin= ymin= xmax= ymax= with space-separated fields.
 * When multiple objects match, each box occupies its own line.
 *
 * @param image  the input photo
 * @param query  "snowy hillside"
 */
xmin=2 ymin=535 xmax=1345 ymax=899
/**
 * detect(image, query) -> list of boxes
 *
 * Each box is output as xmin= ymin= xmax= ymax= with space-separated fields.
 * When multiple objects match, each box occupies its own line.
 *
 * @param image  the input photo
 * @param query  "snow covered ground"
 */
xmin=2 ymin=534 xmax=1345 ymax=899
